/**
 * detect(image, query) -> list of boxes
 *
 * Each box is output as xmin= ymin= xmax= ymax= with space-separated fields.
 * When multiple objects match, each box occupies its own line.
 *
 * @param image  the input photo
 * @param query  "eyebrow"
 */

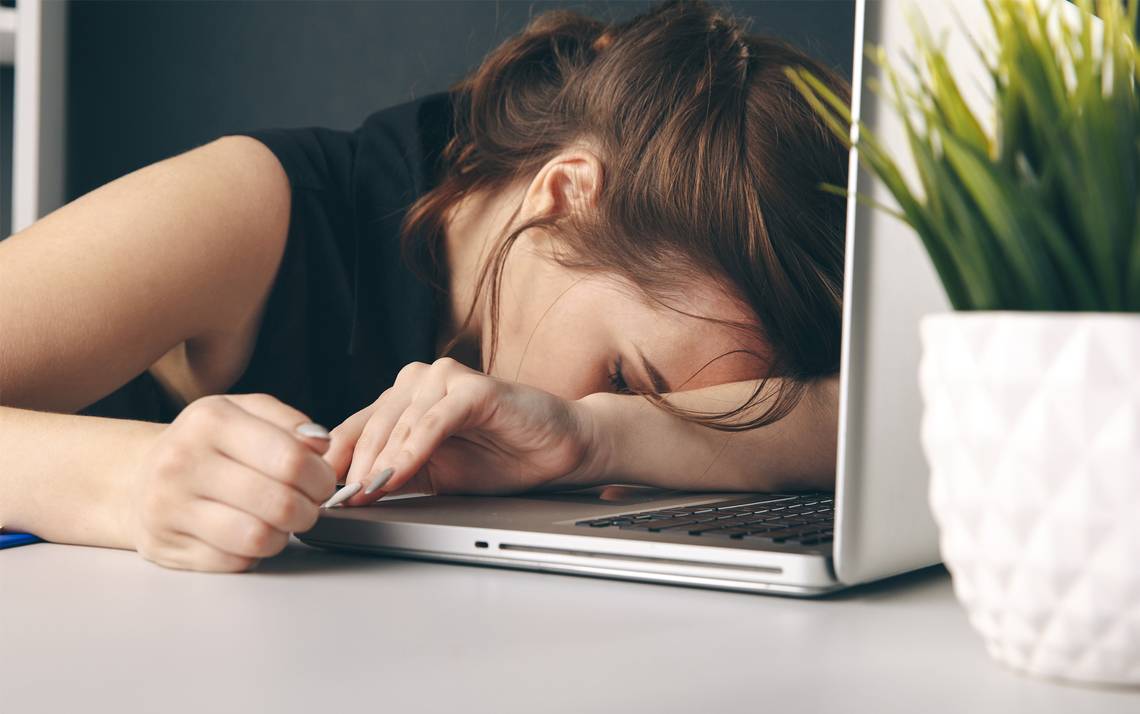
xmin=634 ymin=344 xmax=673 ymax=394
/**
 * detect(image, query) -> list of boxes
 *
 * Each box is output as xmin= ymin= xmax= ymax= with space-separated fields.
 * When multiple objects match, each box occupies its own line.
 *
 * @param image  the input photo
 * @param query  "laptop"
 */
xmin=300 ymin=0 xmax=988 ymax=595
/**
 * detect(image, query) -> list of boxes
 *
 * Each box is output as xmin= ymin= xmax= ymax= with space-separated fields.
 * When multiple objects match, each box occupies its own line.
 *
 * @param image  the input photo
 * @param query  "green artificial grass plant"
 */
xmin=786 ymin=0 xmax=1140 ymax=311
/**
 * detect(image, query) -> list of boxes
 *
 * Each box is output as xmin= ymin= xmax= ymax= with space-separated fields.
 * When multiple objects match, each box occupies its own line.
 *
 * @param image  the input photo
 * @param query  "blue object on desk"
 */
xmin=0 ymin=532 xmax=41 ymax=549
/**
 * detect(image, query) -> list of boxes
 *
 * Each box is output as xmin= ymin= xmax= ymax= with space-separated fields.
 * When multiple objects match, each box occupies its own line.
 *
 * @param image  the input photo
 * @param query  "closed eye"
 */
xmin=607 ymin=355 xmax=633 ymax=394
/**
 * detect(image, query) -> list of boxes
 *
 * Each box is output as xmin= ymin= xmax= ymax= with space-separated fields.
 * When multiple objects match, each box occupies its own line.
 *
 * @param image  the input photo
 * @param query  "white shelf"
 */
xmin=0 ymin=7 xmax=17 ymax=65
xmin=3 ymin=1 xmax=67 ymax=236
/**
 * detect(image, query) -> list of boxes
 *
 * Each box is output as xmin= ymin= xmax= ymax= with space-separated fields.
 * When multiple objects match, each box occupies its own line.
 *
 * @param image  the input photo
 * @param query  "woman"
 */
xmin=0 ymin=0 xmax=849 ymax=571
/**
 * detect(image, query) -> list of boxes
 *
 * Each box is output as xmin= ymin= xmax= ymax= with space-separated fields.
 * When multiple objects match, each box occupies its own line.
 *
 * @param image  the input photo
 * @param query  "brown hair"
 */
xmin=401 ymin=0 xmax=850 ymax=431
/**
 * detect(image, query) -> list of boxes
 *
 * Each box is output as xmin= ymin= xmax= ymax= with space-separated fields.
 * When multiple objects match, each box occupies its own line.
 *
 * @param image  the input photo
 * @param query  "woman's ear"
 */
xmin=522 ymin=148 xmax=604 ymax=220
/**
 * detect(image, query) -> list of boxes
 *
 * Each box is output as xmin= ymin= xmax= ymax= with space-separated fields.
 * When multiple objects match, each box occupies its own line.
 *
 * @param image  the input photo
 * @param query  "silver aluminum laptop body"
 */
xmin=301 ymin=0 xmax=988 ymax=595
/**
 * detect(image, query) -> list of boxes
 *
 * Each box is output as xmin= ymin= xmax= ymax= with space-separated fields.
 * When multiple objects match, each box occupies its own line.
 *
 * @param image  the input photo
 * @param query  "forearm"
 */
xmin=0 ymin=405 xmax=164 ymax=548
xmin=578 ymin=376 xmax=839 ymax=492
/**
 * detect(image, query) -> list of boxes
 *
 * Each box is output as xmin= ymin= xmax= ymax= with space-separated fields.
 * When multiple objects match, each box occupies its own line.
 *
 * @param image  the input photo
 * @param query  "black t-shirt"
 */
xmin=78 ymin=91 xmax=455 ymax=427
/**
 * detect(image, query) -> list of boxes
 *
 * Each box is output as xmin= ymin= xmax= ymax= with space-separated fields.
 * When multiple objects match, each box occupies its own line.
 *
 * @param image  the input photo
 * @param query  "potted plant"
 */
xmin=788 ymin=0 xmax=1140 ymax=687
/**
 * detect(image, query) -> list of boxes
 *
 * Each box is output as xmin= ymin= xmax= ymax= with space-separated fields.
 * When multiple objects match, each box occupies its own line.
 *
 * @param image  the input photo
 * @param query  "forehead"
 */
xmin=596 ymin=274 xmax=771 ymax=390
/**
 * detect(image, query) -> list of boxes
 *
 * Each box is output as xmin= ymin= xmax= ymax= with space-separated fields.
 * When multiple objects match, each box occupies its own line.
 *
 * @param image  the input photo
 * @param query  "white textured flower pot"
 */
xmin=919 ymin=312 xmax=1140 ymax=687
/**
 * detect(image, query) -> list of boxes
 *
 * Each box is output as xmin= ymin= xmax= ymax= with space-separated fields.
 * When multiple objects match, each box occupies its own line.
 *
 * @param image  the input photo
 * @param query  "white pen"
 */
xmin=321 ymin=482 xmax=361 ymax=509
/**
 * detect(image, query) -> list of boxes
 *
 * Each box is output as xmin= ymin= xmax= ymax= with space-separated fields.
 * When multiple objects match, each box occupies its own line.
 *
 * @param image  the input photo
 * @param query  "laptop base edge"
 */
xmin=299 ymin=536 xmax=847 ymax=598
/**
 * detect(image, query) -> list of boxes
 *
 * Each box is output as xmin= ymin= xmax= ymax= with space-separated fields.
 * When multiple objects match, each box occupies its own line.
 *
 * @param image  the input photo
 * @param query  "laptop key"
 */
xmin=701 ymin=528 xmax=756 ymax=537
xmin=705 ymin=528 xmax=755 ymax=538
xmin=800 ymin=537 xmax=835 ymax=546
xmin=645 ymin=518 xmax=713 ymax=532
xmin=660 ymin=516 xmax=722 ymax=530
xmin=738 ymin=517 xmax=771 ymax=527
xmin=752 ymin=524 xmax=816 ymax=536
xmin=695 ymin=516 xmax=744 ymax=527
xmin=776 ymin=531 xmax=830 ymax=543
xmin=688 ymin=518 xmax=753 ymax=534
xmin=712 ymin=496 xmax=800 ymax=511
xmin=744 ymin=527 xmax=788 ymax=536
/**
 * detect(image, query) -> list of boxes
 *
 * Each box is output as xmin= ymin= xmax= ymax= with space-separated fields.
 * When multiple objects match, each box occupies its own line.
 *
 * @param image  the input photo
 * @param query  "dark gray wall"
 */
xmin=66 ymin=0 xmax=854 ymax=202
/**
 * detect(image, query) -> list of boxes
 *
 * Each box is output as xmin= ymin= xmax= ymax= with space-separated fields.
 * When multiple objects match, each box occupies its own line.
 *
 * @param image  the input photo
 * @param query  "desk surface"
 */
xmin=2 ymin=539 xmax=1136 ymax=713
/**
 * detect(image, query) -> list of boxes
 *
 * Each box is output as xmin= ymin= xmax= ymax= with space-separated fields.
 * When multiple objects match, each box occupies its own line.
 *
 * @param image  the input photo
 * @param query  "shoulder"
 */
xmin=222 ymin=91 xmax=456 ymax=203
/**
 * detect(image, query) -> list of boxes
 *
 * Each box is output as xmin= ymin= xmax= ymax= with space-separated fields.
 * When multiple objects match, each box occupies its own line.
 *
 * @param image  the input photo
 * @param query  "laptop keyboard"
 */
xmin=574 ymin=493 xmax=834 ymax=546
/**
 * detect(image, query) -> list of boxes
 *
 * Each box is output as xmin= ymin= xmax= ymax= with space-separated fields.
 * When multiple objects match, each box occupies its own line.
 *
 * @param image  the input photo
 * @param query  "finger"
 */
xmin=343 ymin=389 xmax=411 ymax=487
xmin=324 ymin=405 xmax=376 ymax=484
xmin=138 ymin=529 xmax=258 ymax=573
xmin=175 ymin=498 xmax=290 ymax=560
xmin=349 ymin=391 xmax=481 ymax=504
xmin=196 ymin=396 xmax=336 ymax=502
xmin=227 ymin=393 xmax=333 ymax=456
xmin=342 ymin=362 xmax=431 ymax=486
xmin=348 ymin=377 xmax=449 ymax=504
xmin=187 ymin=455 xmax=320 ymax=534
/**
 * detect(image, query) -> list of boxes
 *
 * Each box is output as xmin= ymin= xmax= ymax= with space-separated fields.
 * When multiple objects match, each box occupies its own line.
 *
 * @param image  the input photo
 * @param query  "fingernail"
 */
xmin=363 ymin=467 xmax=395 ymax=495
xmin=295 ymin=422 xmax=331 ymax=440
xmin=321 ymin=482 xmax=361 ymax=509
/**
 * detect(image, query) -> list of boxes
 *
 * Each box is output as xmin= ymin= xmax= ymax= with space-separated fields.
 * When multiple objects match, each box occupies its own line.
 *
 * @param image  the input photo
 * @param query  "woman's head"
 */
xmin=402 ymin=0 xmax=851 ymax=429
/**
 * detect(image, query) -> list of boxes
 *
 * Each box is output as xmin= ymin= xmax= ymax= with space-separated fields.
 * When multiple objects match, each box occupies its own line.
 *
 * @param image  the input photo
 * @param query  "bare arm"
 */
xmin=0 ymin=407 xmax=163 ymax=546
xmin=0 ymin=135 xmax=319 ymax=552
xmin=581 ymin=376 xmax=839 ymax=492
xmin=317 ymin=358 xmax=837 ymax=507
xmin=0 ymin=135 xmax=289 ymax=413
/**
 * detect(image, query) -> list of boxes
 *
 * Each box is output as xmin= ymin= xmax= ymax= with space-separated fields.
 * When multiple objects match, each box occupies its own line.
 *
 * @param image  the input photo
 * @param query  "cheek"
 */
xmin=488 ymin=305 xmax=612 ymax=400
xmin=487 ymin=258 xmax=623 ymax=398
xmin=496 ymin=333 xmax=610 ymax=400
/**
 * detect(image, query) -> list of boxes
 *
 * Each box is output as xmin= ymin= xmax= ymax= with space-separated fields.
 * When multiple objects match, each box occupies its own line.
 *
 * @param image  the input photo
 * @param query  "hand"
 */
xmin=322 ymin=358 xmax=609 ymax=505
xmin=123 ymin=393 xmax=338 ymax=572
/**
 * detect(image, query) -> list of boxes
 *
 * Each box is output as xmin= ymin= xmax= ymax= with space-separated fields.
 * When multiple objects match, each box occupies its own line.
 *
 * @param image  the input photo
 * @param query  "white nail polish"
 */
xmin=295 ymin=422 xmax=331 ymax=439
xmin=321 ymin=482 xmax=361 ymax=509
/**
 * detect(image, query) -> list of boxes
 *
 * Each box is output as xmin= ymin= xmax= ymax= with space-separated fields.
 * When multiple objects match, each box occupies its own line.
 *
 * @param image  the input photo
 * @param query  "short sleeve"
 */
xmin=212 ymin=93 xmax=452 ymax=426
xmin=234 ymin=125 xmax=356 ymax=193
xmin=80 ymin=93 xmax=455 ymax=428
xmin=213 ymin=124 xmax=363 ymax=427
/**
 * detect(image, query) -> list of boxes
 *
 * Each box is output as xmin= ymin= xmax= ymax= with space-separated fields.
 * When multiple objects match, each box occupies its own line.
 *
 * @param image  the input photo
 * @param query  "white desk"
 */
xmin=2 ymin=539 xmax=1136 ymax=713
